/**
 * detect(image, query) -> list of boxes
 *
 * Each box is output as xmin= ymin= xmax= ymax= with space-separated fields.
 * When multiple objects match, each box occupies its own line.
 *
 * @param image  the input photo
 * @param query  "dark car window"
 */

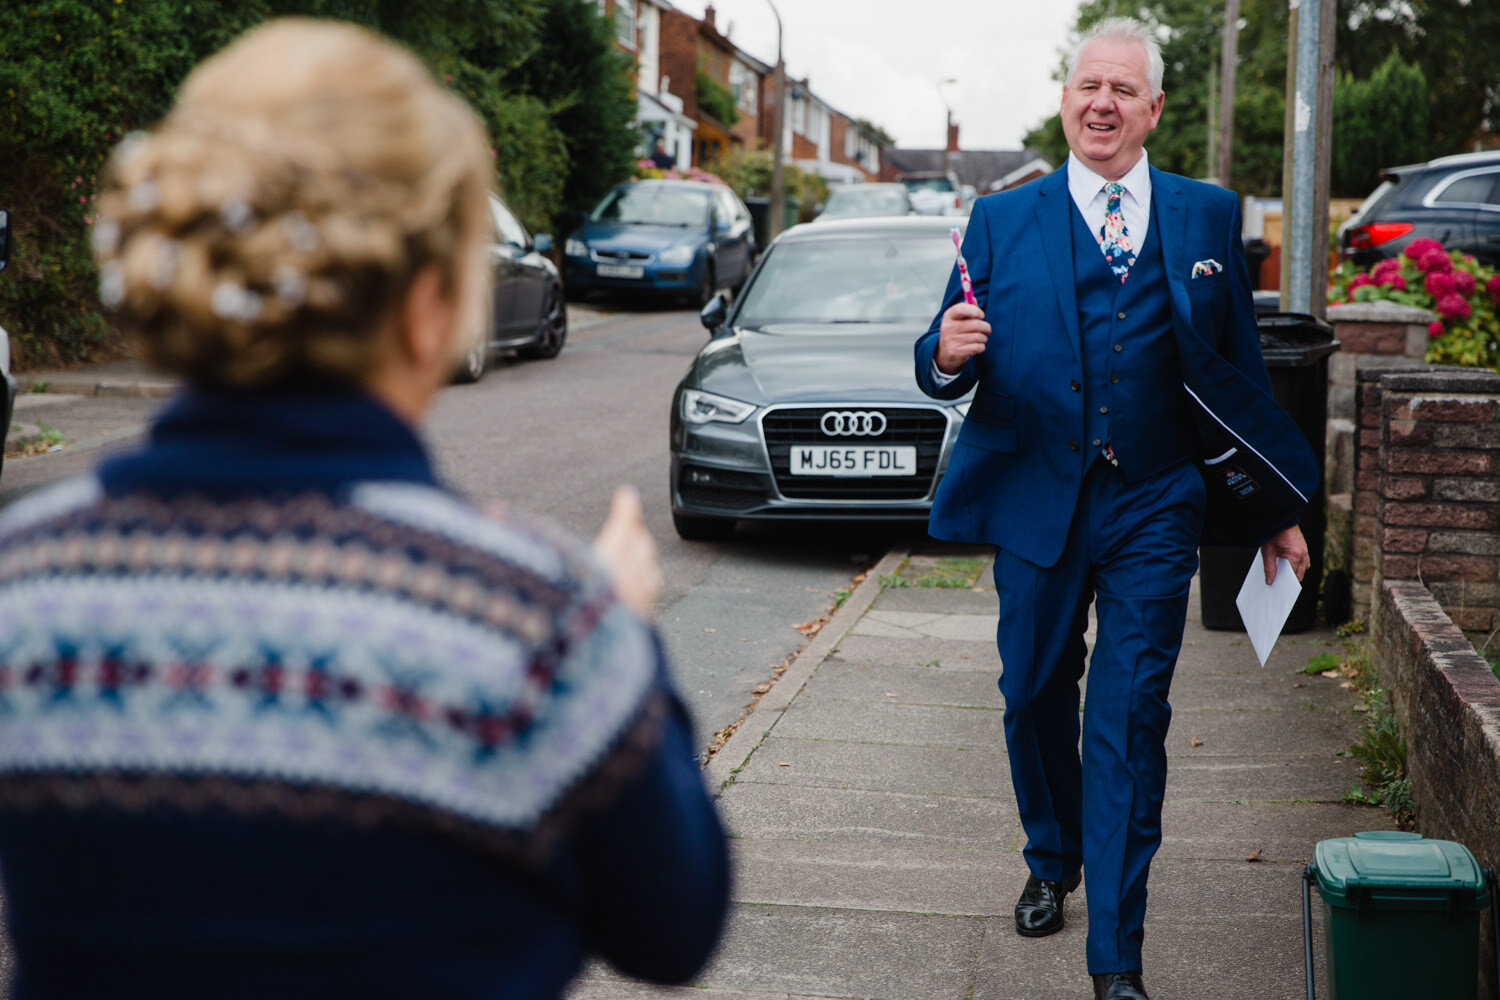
xmin=902 ymin=177 xmax=955 ymax=193
xmin=490 ymin=198 xmax=529 ymax=249
xmin=592 ymin=186 xmax=709 ymax=227
xmin=734 ymin=235 xmax=957 ymax=325
xmin=1431 ymin=171 xmax=1500 ymax=208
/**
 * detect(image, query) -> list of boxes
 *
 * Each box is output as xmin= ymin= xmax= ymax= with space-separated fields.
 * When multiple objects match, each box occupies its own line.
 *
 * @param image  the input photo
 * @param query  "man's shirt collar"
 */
xmin=1067 ymin=151 xmax=1151 ymax=208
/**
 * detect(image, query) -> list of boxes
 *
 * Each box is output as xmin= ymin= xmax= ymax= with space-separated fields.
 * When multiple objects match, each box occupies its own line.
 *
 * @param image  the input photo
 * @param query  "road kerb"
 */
xmin=705 ymin=545 xmax=909 ymax=793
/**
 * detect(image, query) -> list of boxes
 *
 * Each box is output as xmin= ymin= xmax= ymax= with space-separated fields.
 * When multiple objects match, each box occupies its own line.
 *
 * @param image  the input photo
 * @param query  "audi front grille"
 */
xmin=761 ymin=406 xmax=948 ymax=500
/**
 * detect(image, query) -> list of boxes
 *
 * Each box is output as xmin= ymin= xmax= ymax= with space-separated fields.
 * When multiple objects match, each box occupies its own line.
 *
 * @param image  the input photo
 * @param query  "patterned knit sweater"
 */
xmin=0 ymin=385 xmax=729 ymax=999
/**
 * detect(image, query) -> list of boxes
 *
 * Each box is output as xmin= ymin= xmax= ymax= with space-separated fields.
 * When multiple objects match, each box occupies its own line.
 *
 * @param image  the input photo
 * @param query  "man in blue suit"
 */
xmin=915 ymin=18 xmax=1315 ymax=1000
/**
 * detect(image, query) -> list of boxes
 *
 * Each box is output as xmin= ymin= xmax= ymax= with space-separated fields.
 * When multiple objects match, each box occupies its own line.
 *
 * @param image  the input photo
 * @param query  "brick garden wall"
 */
xmin=1373 ymin=580 xmax=1500 ymax=1000
xmin=1351 ymin=367 xmax=1500 ymax=636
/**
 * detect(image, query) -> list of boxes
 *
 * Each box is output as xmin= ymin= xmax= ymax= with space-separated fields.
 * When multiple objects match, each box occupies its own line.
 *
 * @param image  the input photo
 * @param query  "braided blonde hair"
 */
xmin=93 ymin=18 xmax=493 ymax=387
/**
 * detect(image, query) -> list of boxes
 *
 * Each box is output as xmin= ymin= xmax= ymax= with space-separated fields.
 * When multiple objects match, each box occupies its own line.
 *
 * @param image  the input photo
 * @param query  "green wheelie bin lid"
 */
xmin=1314 ymin=831 xmax=1489 ymax=912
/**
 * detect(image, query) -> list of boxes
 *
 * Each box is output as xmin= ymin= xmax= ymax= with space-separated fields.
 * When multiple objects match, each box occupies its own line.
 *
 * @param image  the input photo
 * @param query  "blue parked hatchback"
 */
xmin=564 ymin=180 xmax=755 ymax=306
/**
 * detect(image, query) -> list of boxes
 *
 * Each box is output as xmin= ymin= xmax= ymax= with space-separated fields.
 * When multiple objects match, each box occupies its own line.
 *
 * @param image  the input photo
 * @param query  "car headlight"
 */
xmin=658 ymin=244 xmax=696 ymax=266
xmin=682 ymin=389 xmax=756 ymax=425
xmin=953 ymin=401 xmax=971 ymax=417
xmin=565 ymin=237 xmax=587 ymax=257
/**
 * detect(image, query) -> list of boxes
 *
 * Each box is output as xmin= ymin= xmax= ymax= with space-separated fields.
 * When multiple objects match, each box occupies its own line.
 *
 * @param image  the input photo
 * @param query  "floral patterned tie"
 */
xmin=1097 ymin=181 xmax=1135 ymax=284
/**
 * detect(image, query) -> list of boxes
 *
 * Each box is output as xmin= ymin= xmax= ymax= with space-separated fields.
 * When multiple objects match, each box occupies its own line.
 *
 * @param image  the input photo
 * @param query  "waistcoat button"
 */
xmin=1069 ymin=440 xmax=1080 ymax=451
xmin=1099 ymin=405 xmax=1109 ymax=415
xmin=1070 ymin=380 xmax=1080 ymax=392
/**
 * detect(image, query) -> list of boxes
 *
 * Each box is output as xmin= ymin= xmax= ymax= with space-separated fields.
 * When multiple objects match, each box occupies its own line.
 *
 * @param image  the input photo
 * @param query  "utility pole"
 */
xmin=1217 ymin=0 xmax=1240 ymax=189
xmin=1310 ymin=0 xmax=1336 ymax=319
xmin=1278 ymin=0 xmax=1297 ymax=304
xmin=1283 ymin=0 xmax=1336 ymax=316
xmin=766 ymin=0 xmax=786 ymax=242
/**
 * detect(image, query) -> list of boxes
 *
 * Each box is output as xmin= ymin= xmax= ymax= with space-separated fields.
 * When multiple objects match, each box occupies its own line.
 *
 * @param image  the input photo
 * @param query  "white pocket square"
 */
xmin=1191 ymin=259 xmax=1224 ymax=278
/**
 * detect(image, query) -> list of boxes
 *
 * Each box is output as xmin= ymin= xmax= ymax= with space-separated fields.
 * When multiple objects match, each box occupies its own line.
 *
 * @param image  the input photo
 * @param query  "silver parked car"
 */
xmin=813 ymin=183 xmax=913 ymax=221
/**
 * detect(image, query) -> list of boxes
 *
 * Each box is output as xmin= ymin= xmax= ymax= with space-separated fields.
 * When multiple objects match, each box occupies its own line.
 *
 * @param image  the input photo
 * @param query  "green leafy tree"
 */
xmin=514 ymin=0 xmax=641 ymax=229
xmin=0 ymin=0 xmax=649 ymax=368
xmin=1332 ymin=54 xmax=1430 ymax=197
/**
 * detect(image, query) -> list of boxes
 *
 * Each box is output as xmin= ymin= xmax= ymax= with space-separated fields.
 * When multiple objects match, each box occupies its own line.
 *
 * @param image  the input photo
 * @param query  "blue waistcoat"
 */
xmin=1070 ymin=199 xmax=1197 ymax=481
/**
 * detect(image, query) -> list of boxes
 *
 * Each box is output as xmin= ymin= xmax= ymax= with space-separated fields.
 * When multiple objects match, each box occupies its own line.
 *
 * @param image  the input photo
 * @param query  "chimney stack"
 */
xmin=703 ymin=3 xmax=716 ymax=29
xmin=946 ymin=120 xmax=960 ymax=153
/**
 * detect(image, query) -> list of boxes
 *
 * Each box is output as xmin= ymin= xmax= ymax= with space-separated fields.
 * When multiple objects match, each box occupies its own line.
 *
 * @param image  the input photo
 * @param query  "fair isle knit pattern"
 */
xmin=0 ymin=477 xmax=659 ymax=841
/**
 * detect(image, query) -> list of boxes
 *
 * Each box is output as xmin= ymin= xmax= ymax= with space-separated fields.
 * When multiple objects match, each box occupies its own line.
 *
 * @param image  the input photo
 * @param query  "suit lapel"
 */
xmin=1153 ymin=167 xmax=1195 ymax=339
xmin=1034 ymin=170 xmax=1082 ymax=362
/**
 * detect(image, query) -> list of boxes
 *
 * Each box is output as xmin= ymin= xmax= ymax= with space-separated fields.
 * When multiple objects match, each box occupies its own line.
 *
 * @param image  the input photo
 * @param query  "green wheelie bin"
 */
xmin=1302 ymin=831 xmax=1496 ymax=999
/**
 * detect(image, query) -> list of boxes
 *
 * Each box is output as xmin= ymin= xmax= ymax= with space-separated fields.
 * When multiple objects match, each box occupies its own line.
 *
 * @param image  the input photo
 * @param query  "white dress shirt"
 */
xmin=932 ymin=151 xmax=1153 ymax=385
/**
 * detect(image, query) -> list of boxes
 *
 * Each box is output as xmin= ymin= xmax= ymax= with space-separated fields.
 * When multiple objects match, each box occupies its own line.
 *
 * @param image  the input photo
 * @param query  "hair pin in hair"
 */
xmin=146 ymin=237 xmax=181 ymax=291
xmin=130 ymin=179 xmax=159 ymax=214
xmin=210 ymin=282 xmax=263 ymax=324
xmin=91 ymin=216 xmax=120 ymax=257
xmin=99 ymin=261 xmax=126 ymax=308
xmin=281 ymin=211 xmax=319 ymax=253
xmin=272 ymin=264 xmax=307 ymax=307
xmin=219 ymin=197 xmax=254 ymax=234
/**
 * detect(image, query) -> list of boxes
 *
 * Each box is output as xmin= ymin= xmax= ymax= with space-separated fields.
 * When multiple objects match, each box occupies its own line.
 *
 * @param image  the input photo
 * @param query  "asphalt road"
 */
xmin=0 ymin=305 xmax=931 ymax=749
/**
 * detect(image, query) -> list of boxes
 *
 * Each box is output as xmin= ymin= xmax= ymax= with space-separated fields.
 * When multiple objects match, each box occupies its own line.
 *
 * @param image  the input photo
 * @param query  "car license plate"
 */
xmin=790 ymin=445 xmax=916 ymax=476
xmin=596 ymin=263 xmax=644 ymax=279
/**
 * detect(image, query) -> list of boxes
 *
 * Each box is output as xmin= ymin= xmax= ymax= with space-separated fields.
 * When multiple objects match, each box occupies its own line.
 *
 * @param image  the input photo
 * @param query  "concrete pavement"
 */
xmin=569 ymin=546 xmax=1393 ymax=1000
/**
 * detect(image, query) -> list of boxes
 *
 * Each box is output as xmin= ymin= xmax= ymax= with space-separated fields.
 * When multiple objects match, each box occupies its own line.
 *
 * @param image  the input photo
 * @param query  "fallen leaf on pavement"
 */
xmin=960 ymin=654 xmax=971 ymax=660
xmin=751 ymin=683 xmax=770 ymax=695
xmin=1245 ymin=850 xmax=1263 ymax=863
xmin=776 ymin=761 xmax=791 ymax=767
xmin=1190 ymin=737 xmax=1204 ymax=747
xmin=884 ymin=691 xmax=897 ymax=698
xmin=1292 ymin=682 xmax=1306 ymax=689
xmin=704 ymin=627 xmax=716 ymax=633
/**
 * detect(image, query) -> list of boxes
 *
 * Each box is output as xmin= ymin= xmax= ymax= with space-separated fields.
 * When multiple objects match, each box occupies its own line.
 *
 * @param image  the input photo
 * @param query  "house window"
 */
xmin=614 ymin=0 xmax=636 ymax=49
xmin=730 ymin=61 xmax=757 ymax=116
xmin=792 ymin=97 xmax=806 ymax=135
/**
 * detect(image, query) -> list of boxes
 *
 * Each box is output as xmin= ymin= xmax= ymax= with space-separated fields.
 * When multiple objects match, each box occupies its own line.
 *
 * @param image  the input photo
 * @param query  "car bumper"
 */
xmin=564 ymin=257 xmax=702 ymax=293
xmin=671 ymin=402 xmax=962 ymax=523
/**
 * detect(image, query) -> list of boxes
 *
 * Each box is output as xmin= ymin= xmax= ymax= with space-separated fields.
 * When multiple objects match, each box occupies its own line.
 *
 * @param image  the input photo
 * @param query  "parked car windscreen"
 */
xmin=823 ymin=187 xmax=909 ymax=218
xmin=734 ymin=236 xmax=955 ymax=325
xmin=902 ymin=177 xmax=955 ymax=193
xmin=591 ymin=186 xmax=709 ymax=227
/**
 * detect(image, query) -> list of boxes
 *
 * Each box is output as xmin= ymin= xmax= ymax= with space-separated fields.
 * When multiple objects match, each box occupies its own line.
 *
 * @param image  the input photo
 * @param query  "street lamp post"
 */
xmin=765 ymin=0 xmax=785 ymax=242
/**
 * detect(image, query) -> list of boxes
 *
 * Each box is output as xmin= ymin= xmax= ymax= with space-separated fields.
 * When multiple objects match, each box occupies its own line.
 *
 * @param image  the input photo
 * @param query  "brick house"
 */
xmin=658 ymin=2 xmax=758 ymax=166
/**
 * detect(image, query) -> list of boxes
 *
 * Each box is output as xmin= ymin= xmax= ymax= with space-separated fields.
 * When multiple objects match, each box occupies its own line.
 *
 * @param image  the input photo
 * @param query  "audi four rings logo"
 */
xmin=821 ymin=411 xmax=887 ymax=437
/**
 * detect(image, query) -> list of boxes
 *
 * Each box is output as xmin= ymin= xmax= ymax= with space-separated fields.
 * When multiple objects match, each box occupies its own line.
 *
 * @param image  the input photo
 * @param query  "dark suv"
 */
xmin=1339 ymin=150 xmax=1500 ymax=267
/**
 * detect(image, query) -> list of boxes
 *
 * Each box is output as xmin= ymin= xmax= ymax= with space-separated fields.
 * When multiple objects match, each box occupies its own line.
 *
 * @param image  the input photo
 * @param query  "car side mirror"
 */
xmin=699 ymin=291 xmax=729 ymax=333
xmin=533 ymin=233 xmax=554 ymax=254
xmin=0 ymin=209 xmax=10 ymax=274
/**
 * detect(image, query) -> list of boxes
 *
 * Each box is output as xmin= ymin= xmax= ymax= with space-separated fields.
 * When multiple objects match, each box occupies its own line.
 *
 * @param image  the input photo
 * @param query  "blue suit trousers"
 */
xmin=995 ymin=457 xmax=1205 ymax=974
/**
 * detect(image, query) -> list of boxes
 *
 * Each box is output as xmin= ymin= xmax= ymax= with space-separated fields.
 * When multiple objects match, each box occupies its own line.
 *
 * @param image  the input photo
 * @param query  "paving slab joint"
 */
xmin=706 ymin=546 xmax=909 ymax=792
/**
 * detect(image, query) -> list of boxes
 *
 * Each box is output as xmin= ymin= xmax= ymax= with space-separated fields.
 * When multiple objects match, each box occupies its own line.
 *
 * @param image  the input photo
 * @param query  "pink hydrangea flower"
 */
xmin=1488 ymin=274 xmax=1500 ymax=303
xmin=1372 ymin=257 xmax=1402 ymax=277
xmin=1427 ymin=320 xmax=1444 ymax=338
xmin=1346 ymin=273 xmax=1375 ymax=298
xmin=1452 ymin=270 xmax=1476 ymax=296
xmin=1404 ymin=237 xmax=1444 ymax=260
xmin=1424 ymin=271 xmax=1457 ymax=299
xmin=1435 ymin=293 xmax=1471 ymax=321
xmin=1418 ymin=250 xmax=1453 ymax=274
xmin=1380 ymin=273 xmax=1407 ymax=291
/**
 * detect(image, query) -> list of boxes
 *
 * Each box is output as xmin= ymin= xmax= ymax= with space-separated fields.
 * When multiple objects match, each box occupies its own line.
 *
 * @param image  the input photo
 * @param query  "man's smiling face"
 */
xmin=1060 ymin=38 xmax=1164 ymax=181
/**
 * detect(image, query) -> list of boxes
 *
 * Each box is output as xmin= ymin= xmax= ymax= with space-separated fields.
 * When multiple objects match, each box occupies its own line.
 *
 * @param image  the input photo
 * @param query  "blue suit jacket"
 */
xmin=915 ymin=166 xmax=1317 ymax=568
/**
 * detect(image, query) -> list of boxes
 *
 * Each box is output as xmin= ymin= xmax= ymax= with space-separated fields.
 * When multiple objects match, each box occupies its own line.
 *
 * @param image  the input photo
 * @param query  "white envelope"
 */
xmin=1234 ymin=556 xmax=1301 ymax=667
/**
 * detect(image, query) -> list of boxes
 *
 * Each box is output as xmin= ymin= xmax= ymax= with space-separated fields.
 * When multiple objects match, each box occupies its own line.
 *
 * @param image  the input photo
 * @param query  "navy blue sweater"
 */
xmin=0 ymin=384 xmax=730 ymax=999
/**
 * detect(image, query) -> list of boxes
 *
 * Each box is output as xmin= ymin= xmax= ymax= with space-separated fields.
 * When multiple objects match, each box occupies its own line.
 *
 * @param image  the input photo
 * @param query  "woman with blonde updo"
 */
xmin=0 ymin=19 xmax=728 ymax=1000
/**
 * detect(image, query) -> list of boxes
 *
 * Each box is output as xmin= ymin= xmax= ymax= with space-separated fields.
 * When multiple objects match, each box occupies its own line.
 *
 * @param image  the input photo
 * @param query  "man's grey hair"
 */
xmin=1065 ymin=17 xmax=1164 ymax=100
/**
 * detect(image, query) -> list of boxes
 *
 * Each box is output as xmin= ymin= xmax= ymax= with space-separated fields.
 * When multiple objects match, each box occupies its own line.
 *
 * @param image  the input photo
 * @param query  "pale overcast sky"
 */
xmin=668 ymin=0 xmax=1085 ymax=150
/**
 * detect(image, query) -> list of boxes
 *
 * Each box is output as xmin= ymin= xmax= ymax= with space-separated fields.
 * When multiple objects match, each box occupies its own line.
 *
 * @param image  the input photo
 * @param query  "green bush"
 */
xmin=0 ymin=0 xmax=637 ymax=369
xmin=695 ymin=70 xmax=740 ymax=128
xmin=706 ymin=149 xmax=828 ymax=223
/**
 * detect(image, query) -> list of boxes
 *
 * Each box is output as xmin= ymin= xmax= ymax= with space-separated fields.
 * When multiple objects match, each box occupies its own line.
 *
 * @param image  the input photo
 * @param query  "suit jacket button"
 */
xmin=1092 ymin=438 xmax=1102 ymax=447
xmin=1069 ymin=440 xmax=1080 ymax=451
xmin=1110 ymin=374 xmax=1120 ymax=384
xmin=1117 ymin=311 xmax=1127 ymax=320
xmin=1113 ymin=343 xmax=1123 ymax=352
xmin=1069 ymin=380 xmax=1080 ymax=392
xmin=1099 ymin=405 xmax=1109 ymax=415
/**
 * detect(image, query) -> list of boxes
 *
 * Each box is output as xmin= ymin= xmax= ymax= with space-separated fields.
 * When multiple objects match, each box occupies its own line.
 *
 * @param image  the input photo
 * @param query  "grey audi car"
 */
xmin=669 ymin=215 xmax=973 ymax=540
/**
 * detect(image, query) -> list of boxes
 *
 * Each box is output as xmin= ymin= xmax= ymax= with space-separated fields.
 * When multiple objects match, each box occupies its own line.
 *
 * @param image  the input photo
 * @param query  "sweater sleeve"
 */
xmin=567 ymin=646 xmax=731 ymax=984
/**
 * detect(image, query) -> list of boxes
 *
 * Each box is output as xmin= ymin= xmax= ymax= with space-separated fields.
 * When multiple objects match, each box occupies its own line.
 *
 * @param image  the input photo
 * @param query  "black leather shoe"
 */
xmin=1092 ymin=971 xmax=1149 ymax=1000
xmin=1013 ymin=872 xmax=1082 ymax=937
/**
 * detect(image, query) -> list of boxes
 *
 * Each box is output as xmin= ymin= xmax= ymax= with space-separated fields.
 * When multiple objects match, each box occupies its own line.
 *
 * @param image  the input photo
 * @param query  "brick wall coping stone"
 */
xmin=1356 ymin=363 xmax=1471 ymax=385
xmin=1327 ymin=301 xmax=1435 ymax=324
xmin=1373 ymin=579 xmax=1500 ymax=997
xmin=1376 ymin=369 xmax=1500 ymax=394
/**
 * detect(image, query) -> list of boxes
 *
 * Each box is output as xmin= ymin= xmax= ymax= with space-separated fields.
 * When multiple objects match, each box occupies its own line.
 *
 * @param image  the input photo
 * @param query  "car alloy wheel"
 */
xmin=454 ymin=337 xmax=487 ymax=383
xmin=519 ymin=284 xmax=567 ymax=360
